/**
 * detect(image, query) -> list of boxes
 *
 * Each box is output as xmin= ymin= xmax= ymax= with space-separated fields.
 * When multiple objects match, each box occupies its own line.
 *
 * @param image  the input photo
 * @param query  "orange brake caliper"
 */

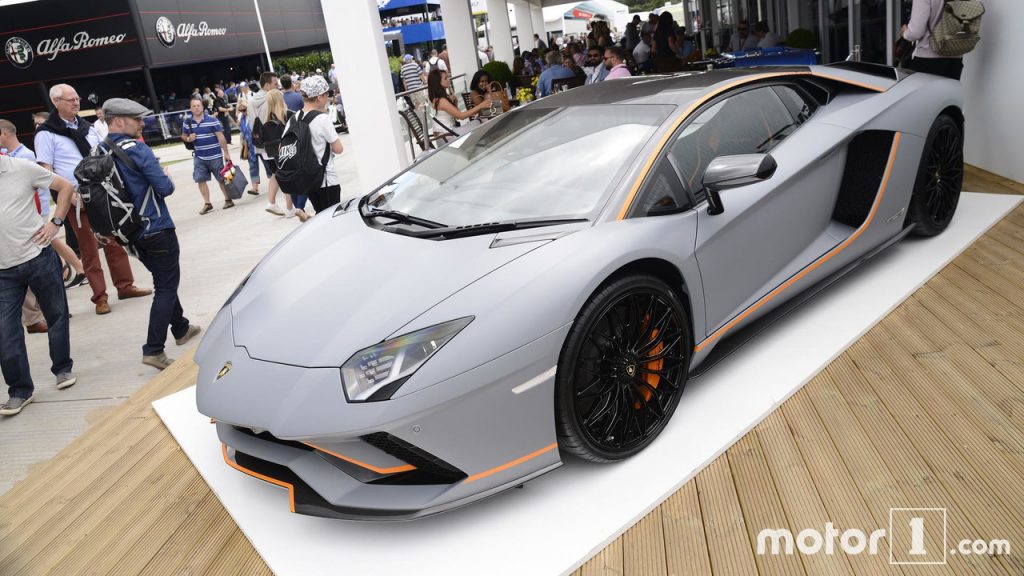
xmin=634 ymin=316 xmax=663 ymax=409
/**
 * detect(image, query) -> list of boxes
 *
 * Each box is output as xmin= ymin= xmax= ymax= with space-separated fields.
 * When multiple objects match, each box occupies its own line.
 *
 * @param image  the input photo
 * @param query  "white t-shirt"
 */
xmin=305 ymin=110 xmax=339 ymax=187
xmin=633 ymin=40 xmax=651 ymax=64
xmin=0 ymin=156 xmax=56 ymax=269
xmin=423 ymin=57 xmax=448 ymax=75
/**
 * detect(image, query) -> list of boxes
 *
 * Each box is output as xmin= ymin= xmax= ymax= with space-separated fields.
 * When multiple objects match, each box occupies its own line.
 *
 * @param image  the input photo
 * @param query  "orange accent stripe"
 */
xmin=222 ymin=443 xmax=296 ymax=513
xmin=304 ymin=443 xmax=417 ymax=475
xmin=693 ymin=131 xmax=902 ymax=352
xmin=615 ymin=70 xmax=885 ymax=221
xmin=464 ymin=442 xmax=559 ymax=484
xmin=809 ymin=70 xmax=886 ymax=93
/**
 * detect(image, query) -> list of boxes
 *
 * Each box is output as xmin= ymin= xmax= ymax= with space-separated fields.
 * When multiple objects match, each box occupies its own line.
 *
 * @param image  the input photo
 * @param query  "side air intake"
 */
xmin=832 ymin=131 xmax=896 ymax=228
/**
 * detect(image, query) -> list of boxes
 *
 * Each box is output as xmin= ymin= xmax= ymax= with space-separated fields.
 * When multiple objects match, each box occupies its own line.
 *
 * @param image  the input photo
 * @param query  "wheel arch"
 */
xmin=594 ymin=257 xmax=696 ymax=341
xmin=940 ymin=105 xmax=964 ymax=134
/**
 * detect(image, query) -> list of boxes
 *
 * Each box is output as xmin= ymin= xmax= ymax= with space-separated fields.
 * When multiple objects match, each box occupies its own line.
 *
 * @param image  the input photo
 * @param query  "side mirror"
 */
xmin=702 ymin=154 xmax=778 ymax=215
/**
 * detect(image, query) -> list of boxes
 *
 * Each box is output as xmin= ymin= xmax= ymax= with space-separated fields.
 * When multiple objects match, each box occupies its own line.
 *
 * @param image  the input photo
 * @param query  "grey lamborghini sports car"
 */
xmin=196 ymin=63 xmax=964 ymax=520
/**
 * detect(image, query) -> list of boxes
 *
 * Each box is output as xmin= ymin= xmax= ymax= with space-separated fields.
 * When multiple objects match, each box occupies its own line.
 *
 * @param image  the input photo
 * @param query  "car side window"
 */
xmin=668 ymin=86 xmax=797 ymax=200
xmin=636 ymin=159 xmax=692 ymax=216
xmin=774 ymin=85 xmax=817 ymax=123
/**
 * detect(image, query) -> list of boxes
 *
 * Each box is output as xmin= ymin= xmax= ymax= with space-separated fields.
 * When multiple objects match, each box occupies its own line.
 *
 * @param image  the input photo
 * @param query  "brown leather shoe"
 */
xmin=118 ymin=286 xmax=153 ymax=300
xmin=26 ymin=321 xmax=48 ymax=334
xmin=95 ymin=301 xmax=112 ymax=315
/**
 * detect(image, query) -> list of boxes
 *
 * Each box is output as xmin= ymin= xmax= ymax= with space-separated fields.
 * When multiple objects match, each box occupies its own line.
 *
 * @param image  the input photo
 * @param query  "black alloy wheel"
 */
xmin=555 ymin=274 xmax=691 ymax=463
xmin=907 ymin=114 xmax=963 ymax=237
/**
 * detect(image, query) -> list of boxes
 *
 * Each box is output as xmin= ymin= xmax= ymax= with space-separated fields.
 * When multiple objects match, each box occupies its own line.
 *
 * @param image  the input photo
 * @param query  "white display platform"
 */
xmin=155 ymin=193 xmax=1020 ymax=576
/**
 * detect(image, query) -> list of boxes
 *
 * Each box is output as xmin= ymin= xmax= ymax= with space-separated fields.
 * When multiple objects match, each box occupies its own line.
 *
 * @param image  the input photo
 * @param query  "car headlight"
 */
xmin=340 ymin=317 xmax=473 ymax=402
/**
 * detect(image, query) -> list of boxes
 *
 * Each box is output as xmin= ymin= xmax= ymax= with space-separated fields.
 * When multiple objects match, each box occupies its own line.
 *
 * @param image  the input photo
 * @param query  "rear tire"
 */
xmin=906 ymin=114 xmax=963 ymax=237
xmin=554 ymin=274 xmax=691 ymax=463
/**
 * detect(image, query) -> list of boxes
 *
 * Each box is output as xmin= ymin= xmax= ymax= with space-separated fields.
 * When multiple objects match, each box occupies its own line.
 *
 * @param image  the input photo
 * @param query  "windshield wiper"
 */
xmin=358 ymin=198 xmax=447 ymax=229
xmin=406 ymin=218 xmax=590 ymax=240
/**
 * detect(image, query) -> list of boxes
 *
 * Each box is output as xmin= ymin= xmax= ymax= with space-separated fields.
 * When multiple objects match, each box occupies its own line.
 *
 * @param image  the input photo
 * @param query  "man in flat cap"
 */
xmin=101 ymin=98 xmax=201 ymax=370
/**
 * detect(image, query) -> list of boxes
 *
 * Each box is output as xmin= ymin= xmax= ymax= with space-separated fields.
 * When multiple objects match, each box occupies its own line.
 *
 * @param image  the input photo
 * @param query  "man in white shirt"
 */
xmin=633 ymin=32 xmax=653 ymax=72
xmin=93 ymin=107 xmax=109 ymax=140
xmin=754 ymin=21 xmax=783 ymax=48
xmin=728 ymin=20 xmax=759 ymax=52
xmin=0 ymin=155 xmax=78 ymax=416
xmin=297 ymin=76 xmax=344 ymax=215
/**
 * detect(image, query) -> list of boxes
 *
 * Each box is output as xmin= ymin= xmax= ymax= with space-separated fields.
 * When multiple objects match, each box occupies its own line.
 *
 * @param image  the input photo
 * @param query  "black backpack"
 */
xmin=252 ymin=114 xmax=287 ymax=157
xmin=73 ymin=138 xmax=156 ymax=245
xmin=275 ymin=110 xmax=330 ymax=196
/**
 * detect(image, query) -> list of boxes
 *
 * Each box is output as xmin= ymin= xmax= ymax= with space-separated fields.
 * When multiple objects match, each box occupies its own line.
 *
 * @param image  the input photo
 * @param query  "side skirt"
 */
xmin=688 ymin=223 xmax=915 ymax=379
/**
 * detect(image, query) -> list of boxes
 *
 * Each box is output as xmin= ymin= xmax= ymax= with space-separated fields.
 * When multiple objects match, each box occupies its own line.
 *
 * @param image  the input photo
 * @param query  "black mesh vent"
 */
xmin=360 ymin=432 xmax=467 ymax=483
xmin=832 ymin=131 xmax=896 ymax=228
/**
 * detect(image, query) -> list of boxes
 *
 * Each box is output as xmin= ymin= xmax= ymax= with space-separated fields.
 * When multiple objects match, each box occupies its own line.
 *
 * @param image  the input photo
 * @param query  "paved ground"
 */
xmin=0 ymin=135 xmax=377 ymax=495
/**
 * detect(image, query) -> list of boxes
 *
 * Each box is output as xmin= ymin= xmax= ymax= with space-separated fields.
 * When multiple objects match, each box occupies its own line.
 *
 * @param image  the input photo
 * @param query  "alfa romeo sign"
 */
xmin=5 ymin=37 xmax=34 ymax=69
xmin=155 ymin=16 xmax=176 ymax=47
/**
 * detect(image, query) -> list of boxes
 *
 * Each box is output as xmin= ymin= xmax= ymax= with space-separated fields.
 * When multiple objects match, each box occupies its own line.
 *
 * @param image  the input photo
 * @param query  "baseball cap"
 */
xmin=101 ymin=98 xmax=152 ymax=118
xmin=404 ymin=54 xmax=414 ymax=61
xmin=299 ymin=75 xmax=330 ymax=98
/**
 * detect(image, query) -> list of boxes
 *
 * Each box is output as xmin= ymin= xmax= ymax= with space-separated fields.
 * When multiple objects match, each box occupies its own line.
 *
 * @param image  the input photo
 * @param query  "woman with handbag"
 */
xmin=468 ymin=70 xmax=510 ymax=113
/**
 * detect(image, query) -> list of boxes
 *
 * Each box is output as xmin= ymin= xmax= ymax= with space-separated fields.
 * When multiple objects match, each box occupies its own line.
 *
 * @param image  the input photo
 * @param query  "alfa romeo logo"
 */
xmin=155 ymin=16 xmax=175 ymax=47
xmin=5 ymin=37 xmax=33 ymax=69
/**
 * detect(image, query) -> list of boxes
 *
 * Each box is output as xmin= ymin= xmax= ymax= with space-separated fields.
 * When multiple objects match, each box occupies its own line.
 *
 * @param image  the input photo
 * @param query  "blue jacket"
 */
xmin=104 ymin=133 xmax=176 ymax=236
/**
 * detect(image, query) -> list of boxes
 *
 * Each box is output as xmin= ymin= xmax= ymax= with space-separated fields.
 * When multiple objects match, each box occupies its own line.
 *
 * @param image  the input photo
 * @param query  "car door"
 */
xmin=680 ymin=84 xmax=852 ymax=340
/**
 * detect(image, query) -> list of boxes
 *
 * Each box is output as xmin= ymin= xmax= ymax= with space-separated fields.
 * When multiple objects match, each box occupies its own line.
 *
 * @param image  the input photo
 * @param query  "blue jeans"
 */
xmin=133 ymin=230 xmax=190 ymax=356
xmin=246 ymin=149 xmax=261 ymax=184
xmin=0 ymin=247 xmax=73 ymax=399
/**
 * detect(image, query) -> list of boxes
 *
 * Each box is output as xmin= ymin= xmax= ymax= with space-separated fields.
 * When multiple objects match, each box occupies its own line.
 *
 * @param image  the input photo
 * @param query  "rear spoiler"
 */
xmin=825 ymin=61 xmax=913 ymax=83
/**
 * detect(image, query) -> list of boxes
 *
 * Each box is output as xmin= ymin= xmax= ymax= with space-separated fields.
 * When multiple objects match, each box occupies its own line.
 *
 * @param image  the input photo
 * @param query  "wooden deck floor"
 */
xmin=1 ymin=166 xmax=1021 ymax=575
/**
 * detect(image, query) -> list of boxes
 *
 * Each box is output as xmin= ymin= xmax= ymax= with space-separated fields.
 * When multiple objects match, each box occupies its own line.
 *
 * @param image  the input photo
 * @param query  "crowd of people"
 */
xmin=0 ymin=67 xmax=349 ymax=416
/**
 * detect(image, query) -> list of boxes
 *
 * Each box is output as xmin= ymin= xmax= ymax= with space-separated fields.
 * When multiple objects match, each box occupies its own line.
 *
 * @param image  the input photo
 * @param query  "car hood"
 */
xmin=230 ymin=211 xmax=545 ymax=367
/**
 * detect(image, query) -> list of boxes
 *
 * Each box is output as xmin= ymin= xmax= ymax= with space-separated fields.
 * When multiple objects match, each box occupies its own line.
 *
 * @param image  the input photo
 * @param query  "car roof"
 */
xmin=532 ymin=66 xmax=813 ymax=108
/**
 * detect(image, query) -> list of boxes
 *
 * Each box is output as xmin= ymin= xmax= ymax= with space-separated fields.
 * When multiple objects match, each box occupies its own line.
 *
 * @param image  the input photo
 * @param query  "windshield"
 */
xmin=367 ymin=104 xmax=675 ymax=227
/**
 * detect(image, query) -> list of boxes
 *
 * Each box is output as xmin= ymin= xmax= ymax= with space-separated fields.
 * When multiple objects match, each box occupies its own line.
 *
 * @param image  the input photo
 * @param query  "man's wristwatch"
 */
xmin=50 ymin=216 xmax=64 ymax=227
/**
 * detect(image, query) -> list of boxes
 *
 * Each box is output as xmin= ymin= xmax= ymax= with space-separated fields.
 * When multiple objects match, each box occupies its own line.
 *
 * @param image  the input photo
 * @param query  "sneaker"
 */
xmin=142 ymin=353 xmax=174 ymax=370
xmin=246 ymin=189 xmax=260 ymax=196
xmin=56 ymin=372 xmax=77 ymax=390
xmin=175 ymin=324 xmax=202 ymax=346
xmin=295 ymin=210 xmax=311 ymax=223
xmin=65 ymin=272 xmax=87 ymax=289
xmin=285 ymin=208 xmax=296 ymax=219
xmin=223 ymin=200 xmax=235 ymax=209
xmin=265 ymin=203 xmax=285 ymax=216
xmin=0 ymin=395 xmax=33 ymax=416
xmin=199 ymin=203 xmax=214 ymax=215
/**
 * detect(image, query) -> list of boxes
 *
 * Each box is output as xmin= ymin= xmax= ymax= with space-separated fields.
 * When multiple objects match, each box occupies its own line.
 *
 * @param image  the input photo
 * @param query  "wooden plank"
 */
xmin=781 ymin=390 xmax=910 ymax=576
xmin=726 ymin=433 xmax=806 ymax=576
xmin=0 ymin=423 xmax=172 ymax=574
xmin=13 ymin=437 xmax=186 ymax=575
xmin=578 ymin=536 xmax=624 ymax=576
xmin=862 ymin=325 xmax=1024 ymax=573
xmin=660 ymin=481 xmax=712 ymax=576
xmin=201 ymin=529 xmax=274 ymax=576
xmin=695 ymin=456 xmax=759 ymax=576
xmin=822 ymin=353 xmax=1005 ymax=575
xmin=756 ymin=410 xmax=855 ymax=576
xmin=623 ymin=507 xmax=668 ymax=576
xmin=964 ymin=164 xmax=1024 ymax=195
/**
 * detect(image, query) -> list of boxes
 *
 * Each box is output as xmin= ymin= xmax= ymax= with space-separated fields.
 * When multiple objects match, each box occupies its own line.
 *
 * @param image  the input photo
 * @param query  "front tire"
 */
xmin=554 ymin=274 xmax=692 ymax=463
xmin=906 ymin=114 xmax=963 ymax=236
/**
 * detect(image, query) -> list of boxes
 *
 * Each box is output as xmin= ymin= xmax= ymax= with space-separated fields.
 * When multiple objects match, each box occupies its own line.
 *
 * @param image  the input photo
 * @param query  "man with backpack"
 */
xmin=35 ymin=83 xmax=150 ymax=316
xmin=902 ymin=0 xmax=983 ymax=80
xmin=275 ymin=75 xmax=344 ymax=214
xmin=423 ymin=49 xmax=448 ymax=76
xmin=0 ymin=153 xmax=77 ymax=416
xmin=100 ymin=99 xmax=201 ymax=370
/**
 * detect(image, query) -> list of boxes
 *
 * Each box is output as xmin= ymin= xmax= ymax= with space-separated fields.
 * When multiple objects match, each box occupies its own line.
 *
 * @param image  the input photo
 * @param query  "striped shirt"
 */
xmin=400 ymin=61 xmax=424 ymax=91
xmin=182 ymin=113 xmax=224 ymax=161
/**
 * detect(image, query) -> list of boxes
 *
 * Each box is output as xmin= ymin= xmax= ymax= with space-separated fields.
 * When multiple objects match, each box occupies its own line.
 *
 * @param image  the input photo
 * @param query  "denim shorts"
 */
xmin=192 ymin=156 xmax=224 ymax=183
